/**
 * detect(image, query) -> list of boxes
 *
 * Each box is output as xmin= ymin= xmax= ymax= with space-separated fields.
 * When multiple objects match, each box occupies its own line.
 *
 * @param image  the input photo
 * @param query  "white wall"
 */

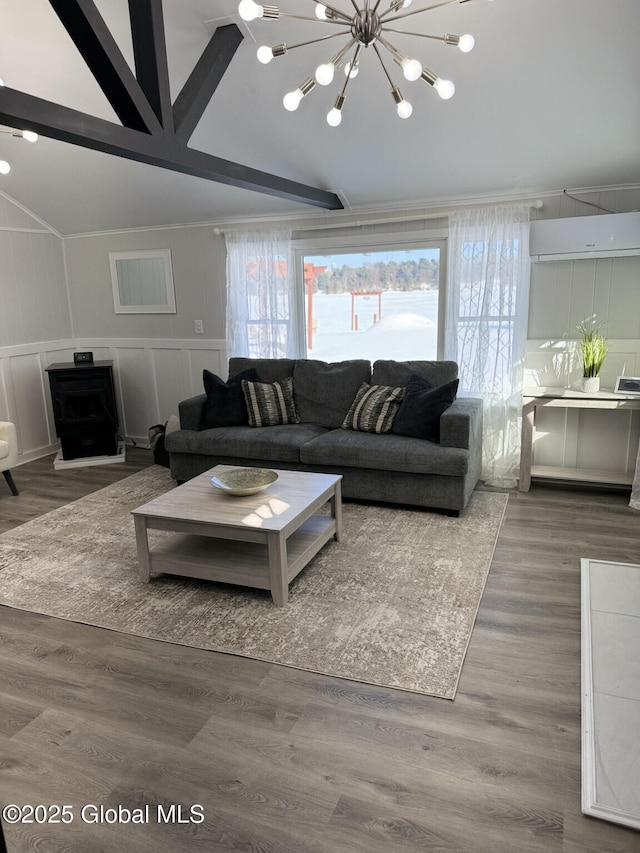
xmin=63 ymin=226 xmax=226 ymax=341
xmin=0 ymin=194 xmax=71 ymax=346
xmin=0 ymin=193 xmax=73 ymax=462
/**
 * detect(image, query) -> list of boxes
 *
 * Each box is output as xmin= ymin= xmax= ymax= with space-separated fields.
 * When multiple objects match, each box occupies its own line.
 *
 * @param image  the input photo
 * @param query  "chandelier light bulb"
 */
xmin=401 ymin=57 xmax=422 ymax=82
xmin=22 ymin=130 xmax=38 ymax=142
xmin=458 ymin=34 xmax=475 ymax=53
xmin=315 ymin=62 xmax=335 ymax=86
xmin=238 ymin=0 xmax=263 ymax=21
xmin=397 ymin=99 xmax=412 ymax=119
xmin=257 ymin=45 xmax=274 ymax=64
xmin=283 ymin=89 xmax=303 ymax=111
xmin=434 ymin=77 xmax=455 ymax=99
xmin=326 ymin=107 xmax=342 ymax=127
xmin=0 ymin=160 xmax=10 ymax=175
xmin=345 ymin=60 xmax=359 ymax=78
xmin=315 ymin=3 xmax=327 ymax=19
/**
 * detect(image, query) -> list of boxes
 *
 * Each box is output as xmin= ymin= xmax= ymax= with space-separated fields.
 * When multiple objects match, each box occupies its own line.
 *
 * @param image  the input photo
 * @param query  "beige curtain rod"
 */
xmin=292 ymin=211 xmax=448 ymax=232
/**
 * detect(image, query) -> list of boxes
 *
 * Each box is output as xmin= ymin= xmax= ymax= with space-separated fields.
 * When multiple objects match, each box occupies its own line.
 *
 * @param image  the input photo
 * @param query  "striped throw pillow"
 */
xmin=342 ymin=383 xmax=405 ymax=434
xmin=242 ymin=376 xmax=300 ymax=427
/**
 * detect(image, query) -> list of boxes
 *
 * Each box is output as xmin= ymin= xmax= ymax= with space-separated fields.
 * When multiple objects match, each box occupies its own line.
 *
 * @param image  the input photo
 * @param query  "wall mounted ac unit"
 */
xmin=529 ymin=212 xmax=640 ymax=262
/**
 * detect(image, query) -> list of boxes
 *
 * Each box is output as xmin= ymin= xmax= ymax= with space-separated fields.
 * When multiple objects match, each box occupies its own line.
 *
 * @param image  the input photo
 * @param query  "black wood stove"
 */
xmin=45 ymin=361 xmax=119 ymax=460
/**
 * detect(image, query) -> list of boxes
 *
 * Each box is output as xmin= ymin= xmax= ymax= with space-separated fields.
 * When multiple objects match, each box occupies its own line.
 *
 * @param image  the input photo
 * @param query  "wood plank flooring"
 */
xmin=1 ymin=451 xmax=639 ymax=852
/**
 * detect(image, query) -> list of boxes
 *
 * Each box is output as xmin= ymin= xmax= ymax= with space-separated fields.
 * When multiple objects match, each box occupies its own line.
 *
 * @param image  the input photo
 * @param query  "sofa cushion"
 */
xmin=0 ymin=440 xmax=8 ymax=461
xmin=372 ymin=359 xmax=458 ymax=388
xmin=342 ymin=383 xmax=404 ymax=434
xmin=228 ymin=357 xmax=296 ymax=383
xmin=392 ymin=376 xmax=459 ymax=443
xmin=201 ymin=368 xmax=258 ymax=429
xmin=293 ymin=359 xmax=371 ymax=428
xmin=166 ymin=423 xmax=328 ymax=464
xmin=300 ymin=429 xmax=468 ymax=477
xmin=242 ymin=376 xmax=300 ymax=427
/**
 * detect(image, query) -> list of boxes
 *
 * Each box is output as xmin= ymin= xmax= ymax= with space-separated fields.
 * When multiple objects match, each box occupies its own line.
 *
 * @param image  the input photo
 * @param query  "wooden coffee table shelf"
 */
xmin=131 ymin=466 xmax=342 ymax=606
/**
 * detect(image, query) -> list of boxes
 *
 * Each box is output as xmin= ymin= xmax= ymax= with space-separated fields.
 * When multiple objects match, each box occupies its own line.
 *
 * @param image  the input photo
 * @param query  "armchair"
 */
xmin=0 ymin=421 xmax=19 ymax=496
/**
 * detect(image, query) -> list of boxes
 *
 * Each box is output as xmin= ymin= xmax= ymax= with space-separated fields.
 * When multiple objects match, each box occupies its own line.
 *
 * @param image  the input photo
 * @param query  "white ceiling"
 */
xmin=0 ymin=0 xmax=639 ymax=235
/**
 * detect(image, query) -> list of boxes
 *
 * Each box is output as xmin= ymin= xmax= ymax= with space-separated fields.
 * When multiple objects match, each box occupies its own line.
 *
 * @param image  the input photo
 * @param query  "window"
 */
xmin=293 ymin=236 xmax=446 ymax=361
xmin=110 ymin=249 xmax=176 ymax=314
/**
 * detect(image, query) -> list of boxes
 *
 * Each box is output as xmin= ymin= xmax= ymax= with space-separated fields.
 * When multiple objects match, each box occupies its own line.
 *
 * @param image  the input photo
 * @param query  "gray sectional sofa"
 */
xmin=165 ymin=357 xmax=483 ymax=515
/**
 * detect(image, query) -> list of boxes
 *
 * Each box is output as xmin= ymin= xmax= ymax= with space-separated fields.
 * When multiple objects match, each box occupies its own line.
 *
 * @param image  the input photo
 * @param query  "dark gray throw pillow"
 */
xmin=392 ymin=375 xmax=459 ymax=442
xmin=201 ymin=368 xmax=258 ymax=429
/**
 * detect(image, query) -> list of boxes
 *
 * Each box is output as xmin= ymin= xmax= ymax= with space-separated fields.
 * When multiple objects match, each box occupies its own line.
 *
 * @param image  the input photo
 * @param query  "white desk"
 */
xmin=519 ymin=387 xmax=640 ymax=492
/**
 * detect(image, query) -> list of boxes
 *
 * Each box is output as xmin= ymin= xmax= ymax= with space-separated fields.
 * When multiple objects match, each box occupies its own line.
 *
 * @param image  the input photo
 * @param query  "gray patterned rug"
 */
xmin=0 ymin=466 xmax=507 ymax=698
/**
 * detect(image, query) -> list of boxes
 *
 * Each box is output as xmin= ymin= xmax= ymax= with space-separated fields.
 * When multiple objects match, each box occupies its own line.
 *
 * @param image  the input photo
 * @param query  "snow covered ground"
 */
xmin=306 ymin=290 xmax=439 ymax=362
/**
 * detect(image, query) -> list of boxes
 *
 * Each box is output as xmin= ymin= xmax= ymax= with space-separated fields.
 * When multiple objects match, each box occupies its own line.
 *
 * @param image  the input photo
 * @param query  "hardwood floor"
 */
xmin=1 ymin=452 xmax=639 ymax=852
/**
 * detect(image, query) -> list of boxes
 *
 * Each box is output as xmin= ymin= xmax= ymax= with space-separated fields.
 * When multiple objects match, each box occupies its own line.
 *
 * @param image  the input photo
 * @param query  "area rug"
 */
xmin=0 ymin=466 xmax=507 ymax=698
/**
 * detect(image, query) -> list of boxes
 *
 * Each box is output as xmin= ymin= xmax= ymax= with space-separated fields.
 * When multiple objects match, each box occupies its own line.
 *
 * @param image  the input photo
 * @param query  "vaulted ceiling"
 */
xmin=0 ymin=0 xmax=639 ymax=235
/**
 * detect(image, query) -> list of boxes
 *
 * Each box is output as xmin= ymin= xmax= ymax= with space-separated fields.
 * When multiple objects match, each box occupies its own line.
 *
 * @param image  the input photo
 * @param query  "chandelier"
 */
xmin=238 ymin=0 xmax=489 ymax=127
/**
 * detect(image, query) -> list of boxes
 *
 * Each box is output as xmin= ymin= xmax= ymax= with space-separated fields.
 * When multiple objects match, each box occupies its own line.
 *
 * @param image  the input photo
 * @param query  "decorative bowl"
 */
xmin=210 ymin=467 xmax=278 ymax=496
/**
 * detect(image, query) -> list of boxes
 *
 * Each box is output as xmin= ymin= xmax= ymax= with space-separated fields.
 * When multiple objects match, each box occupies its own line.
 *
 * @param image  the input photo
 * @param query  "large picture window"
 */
xmin=293 ymin=236 xmax=446 ymax=362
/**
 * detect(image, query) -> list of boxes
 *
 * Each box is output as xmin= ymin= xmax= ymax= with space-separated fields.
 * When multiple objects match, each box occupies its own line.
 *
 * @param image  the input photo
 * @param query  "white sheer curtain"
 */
xmin=445 ymin=203 xmax=532 ymax=487
xmin=225 ymin=229 xmax=296 ymax=359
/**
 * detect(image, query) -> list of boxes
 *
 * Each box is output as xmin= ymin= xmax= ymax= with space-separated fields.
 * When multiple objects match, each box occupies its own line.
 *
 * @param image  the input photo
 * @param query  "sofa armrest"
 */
xmin=440 ymin=397 xmax=483 ymax=450
xmin=178 ymin=394 xmax=207 ymax=431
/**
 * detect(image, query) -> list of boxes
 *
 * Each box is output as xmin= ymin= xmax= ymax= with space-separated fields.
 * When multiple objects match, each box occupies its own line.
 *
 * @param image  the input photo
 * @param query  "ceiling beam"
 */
xmin=0 ymin=2 xmax=344 ymax=211
xmin=0 ymin=86 xmax=343 ymax=210
xmin=173 ymin=24 xmax=243 ymax=145
xmin=49 ymin=0 xmax=162 ymax=135
xmin=128 ymin=0 xmax=173 ymax=132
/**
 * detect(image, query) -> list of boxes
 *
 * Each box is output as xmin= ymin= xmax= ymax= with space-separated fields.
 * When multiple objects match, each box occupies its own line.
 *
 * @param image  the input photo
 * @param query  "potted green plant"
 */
xmin=577 ymin=318 xmax=608 ymax=392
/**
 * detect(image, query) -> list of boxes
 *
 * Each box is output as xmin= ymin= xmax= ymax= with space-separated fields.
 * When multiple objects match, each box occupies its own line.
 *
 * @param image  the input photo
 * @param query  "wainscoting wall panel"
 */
xmin=0 ymin=340 xmax=76 ymax=462
xmin=149 ymin=347 xmax=190 ymax=430
xmin=0 ymin=338 xmax=227 ymax=464
xmin=75 ymin=338 xmax=228 ymax=445
xmin=8 ymin=353 xmax=52 ymax=456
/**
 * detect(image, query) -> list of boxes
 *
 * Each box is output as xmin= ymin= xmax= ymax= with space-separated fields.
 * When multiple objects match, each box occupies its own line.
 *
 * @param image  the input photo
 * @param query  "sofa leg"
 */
xmin=445 ymin=508 xmax=460 ymax=518
xmin=3 ymin=469 xmax=19 ymax=496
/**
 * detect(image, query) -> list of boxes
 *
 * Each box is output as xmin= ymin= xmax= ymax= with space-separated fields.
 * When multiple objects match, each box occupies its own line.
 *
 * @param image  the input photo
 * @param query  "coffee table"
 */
xmin=131 ymin=466 xmax=342 ymax=606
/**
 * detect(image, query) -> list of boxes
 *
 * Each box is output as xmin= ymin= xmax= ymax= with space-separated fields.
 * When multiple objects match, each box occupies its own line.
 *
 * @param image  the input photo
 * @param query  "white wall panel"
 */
xmin=0 ymin=232 xmax=71 ymax=347
xmin=150 ymin=347 xmax=189 ymax=424
xmin=529 ymin=255 xmax=640 ymax=341
xmin=112 ymin=347 xmax=152 ymax=442
xmin=187 ymin=348 xmax=226 ymax=398
xmin=575 ymin=409 xmax=637 ymax=473
xmin=529 ymin=407 xmax=568 ymax=468
xmin=525 ymin=339 xmax=640 ymax=391
xmin=9 ymin=353 xmax=51 ymax=454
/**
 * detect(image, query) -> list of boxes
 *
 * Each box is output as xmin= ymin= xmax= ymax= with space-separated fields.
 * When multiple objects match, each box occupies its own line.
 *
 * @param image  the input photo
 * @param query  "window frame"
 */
xmin=292 ymin=229 xmax=448 ymax=360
